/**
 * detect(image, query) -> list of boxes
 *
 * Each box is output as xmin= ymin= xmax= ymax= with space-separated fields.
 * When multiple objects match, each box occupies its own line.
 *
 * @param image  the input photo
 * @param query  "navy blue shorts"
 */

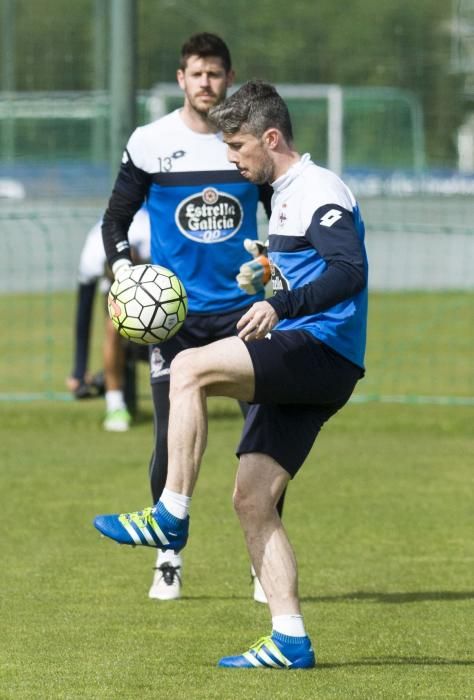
xmin=149 ymin=306 xmax=251 ymax=384
xmin=237 ymin=330 xmax=363 ymax=478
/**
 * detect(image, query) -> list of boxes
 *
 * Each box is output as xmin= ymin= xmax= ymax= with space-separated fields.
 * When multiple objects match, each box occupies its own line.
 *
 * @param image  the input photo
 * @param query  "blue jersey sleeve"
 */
xmin=267 ymin=204 xmax=367 ymax=319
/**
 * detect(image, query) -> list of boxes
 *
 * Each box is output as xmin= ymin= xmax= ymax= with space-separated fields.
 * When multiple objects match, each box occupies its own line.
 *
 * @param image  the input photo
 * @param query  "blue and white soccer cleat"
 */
xmin=217 ymin=631 xmax=316 ymax=669
xmin=93 ymin=501 xmax=189 ymax=551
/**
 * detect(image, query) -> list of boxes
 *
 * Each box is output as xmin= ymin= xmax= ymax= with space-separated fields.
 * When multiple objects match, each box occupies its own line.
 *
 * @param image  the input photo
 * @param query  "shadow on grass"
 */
xmin=301 ymin=590 xmax=474 ymax=604
xmin=318 ymin=656 xmax=474 ymax=668
xmin=183 ymin=591 xmax=474 ymax=604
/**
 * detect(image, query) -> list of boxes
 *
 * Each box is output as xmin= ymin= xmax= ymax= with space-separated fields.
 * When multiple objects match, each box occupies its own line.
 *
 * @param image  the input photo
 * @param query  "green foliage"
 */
xmin=4 ymin=0 xmax=463 ymax=167
xmin=1 ymin=399 xmax=472 ymax=698
xmin=13 ymin=0 xmax=93 ymax=91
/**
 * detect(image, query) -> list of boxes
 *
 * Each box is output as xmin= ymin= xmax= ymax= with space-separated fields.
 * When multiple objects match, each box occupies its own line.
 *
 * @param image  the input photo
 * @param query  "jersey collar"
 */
xmin=271 ymin=153 xmax=312 ymax=193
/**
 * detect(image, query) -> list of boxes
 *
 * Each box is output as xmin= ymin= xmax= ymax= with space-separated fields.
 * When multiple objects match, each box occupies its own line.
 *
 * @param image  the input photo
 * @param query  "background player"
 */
xmin=67 ymin=206 xmax=150 ymax=431
xmin=101 ymin=33 xmax=283 ymax=601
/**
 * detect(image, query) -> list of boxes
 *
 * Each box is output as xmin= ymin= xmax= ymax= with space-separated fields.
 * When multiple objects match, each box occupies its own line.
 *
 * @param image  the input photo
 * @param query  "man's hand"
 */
xmin=236 ymin=238 xmax=271 ymax=294
xmin=112 ymin=258 xmax=133 ymax=283
xmin=243 ymin=238 xmax=267 ymax=258
xmin=237 ymin=300 xmax=279 ymax=342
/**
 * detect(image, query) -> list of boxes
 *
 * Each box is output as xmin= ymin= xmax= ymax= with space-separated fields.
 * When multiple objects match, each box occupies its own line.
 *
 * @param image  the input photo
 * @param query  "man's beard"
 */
xmin=250 ymin=159 xmax=275 ymax=185
xmin=188 ymin=92 xmax=223 ymax=118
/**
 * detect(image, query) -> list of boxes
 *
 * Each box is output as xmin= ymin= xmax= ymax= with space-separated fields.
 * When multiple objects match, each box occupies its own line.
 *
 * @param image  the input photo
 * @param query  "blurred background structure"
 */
xmin=0 ymin=0 xmax=473 ymax=403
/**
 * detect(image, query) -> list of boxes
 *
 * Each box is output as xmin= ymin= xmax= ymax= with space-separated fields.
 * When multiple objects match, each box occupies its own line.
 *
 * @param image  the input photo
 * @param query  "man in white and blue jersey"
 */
xmin=101 ymin=35 xmax=278 ymax=602
xmin=95 ymin=81 xmax=368 ymax=669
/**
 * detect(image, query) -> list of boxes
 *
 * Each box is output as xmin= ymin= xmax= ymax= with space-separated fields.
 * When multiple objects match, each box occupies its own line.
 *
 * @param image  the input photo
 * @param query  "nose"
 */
xmin=227 ymin=147 xmax=238 ymax=165
xmin=200 ymin=72 xmax=211 ymax=87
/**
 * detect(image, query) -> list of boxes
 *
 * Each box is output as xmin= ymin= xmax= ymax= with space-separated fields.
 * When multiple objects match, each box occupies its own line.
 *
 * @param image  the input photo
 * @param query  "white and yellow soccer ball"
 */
xmin=108 ymin=264 xmax=188 ymax=345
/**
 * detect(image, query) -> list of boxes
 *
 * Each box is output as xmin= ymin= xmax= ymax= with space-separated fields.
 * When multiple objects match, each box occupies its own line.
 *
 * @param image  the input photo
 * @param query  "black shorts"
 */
xmin=149 ymin=306 xmax=251 ymax=384
xmin=237 ymin=330 xmax=363 ymax=478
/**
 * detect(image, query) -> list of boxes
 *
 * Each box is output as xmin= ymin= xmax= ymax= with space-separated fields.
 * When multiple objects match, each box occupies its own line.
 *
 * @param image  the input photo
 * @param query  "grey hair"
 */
xmin=209 ymin=80 xmax=293 ymax=143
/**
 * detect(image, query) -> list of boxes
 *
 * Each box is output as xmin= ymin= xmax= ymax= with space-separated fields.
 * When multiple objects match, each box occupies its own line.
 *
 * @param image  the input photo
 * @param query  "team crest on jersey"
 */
xmin=270 ymin=260 xmax=290 ymax=292
xmin=175 ymin=187 xmax=243 ymax=243
xmin=278 ymin=202 xmax=288 ymax=227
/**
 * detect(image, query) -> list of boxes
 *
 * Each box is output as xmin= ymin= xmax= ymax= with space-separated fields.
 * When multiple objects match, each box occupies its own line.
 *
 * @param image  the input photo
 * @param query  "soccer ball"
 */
xmin=108 ymin=264 xmax=188 ymax=345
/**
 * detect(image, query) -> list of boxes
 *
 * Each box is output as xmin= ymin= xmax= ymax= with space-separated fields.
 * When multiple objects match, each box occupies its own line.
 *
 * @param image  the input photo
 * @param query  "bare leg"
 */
xmin=165 ymin=337 xmax=255 ymax=495
xmin=103 ymin=317 xmax=130 ymax=430
xmin=233 ymin=453 xmax=299 ymax=617
xmin=103 ymin=317 xmax=125 ymax=392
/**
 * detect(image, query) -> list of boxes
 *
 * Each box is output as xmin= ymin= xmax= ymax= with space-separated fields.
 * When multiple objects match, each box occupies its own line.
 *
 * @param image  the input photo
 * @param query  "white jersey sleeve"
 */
xmin=77 ymin=221 xmax=106 ymax=284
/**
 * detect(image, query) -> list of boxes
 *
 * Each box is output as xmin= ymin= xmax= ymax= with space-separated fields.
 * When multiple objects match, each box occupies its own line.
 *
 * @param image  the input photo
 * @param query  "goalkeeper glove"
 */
xmin=236 ymin=239 xmax=271 ymax=294
xmin=111 ymin=258 xmax=133 ymax=282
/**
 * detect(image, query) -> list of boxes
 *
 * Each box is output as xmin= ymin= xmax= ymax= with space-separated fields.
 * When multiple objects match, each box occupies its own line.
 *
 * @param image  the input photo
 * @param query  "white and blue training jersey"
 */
xmin=266 ymin=154 xmax=368 ymax=369
xmin=102 ymin=109 xmax=271 ymax=314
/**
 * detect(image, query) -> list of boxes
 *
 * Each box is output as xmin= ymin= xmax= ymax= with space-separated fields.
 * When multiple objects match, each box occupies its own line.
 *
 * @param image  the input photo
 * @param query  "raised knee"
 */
xmin=169 ymin=349 xmax=198 ymax=393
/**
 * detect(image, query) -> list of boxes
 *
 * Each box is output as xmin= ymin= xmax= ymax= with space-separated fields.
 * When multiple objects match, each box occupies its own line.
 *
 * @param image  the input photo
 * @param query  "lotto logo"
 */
xmin=320 ymin=209 xmax=343 ymax=227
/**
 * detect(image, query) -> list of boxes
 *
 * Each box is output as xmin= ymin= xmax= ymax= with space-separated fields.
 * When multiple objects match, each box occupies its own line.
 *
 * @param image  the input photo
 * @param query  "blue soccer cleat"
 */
xmin=217 ymin=631 xmax=316 ymax=669
xmin=93 ymin=501 xmax=189 ymax=551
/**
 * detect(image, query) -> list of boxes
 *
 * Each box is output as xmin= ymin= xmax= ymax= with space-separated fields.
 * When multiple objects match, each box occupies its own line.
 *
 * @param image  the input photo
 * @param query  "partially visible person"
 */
xmin=67 ymin=206 xmax=150 ymax=431
xmin=98 ymin=32 xmax=282 ymax=602
xmin=94 ymin=80 xmax=368 ymax=669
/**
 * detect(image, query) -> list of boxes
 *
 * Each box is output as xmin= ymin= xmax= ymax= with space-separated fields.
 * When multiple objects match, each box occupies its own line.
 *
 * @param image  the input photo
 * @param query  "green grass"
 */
xmin=1 ymin=398 xmax=473 ymax=698
xmin=362 ymin=291 xmax=473 ymax=399
xmin=1 ymin=291 xmax=473 ymax=401
xmin=0 ymin=291 xmax=104 ymax=397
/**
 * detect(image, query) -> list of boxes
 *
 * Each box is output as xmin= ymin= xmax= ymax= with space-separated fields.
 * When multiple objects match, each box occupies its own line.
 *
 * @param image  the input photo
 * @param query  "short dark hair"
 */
xmin=179 ymin=33 xmax=232 ymax=73
xmin=209 ymin=80 xmax=293 ymax=143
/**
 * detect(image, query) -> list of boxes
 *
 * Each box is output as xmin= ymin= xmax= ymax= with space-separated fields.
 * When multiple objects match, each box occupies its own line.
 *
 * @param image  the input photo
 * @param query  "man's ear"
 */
xmin=176 ymin=69 xmax=185 ymax=91
xmin=226 ymin=69 xmax=235 ymax=88
xmin=263 ymin=128 xmax=280 ymax=150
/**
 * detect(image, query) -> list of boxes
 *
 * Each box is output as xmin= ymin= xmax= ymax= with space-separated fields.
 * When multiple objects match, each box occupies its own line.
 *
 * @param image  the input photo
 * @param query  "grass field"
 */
xmin=1 ymin=284 xmax=473 ymax=697
xmin=1 ymin=290 xmax=473 ymax=402
xmin=1 ymin=396 xmax=473 ymax=698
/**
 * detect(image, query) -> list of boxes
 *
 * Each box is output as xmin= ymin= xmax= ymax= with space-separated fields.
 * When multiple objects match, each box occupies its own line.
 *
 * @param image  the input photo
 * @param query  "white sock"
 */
xmin=272 ymin=614 xmax=306 ymax=638
xmin=160 ymin=488 xmax=191 ymax=520
xmin=157 ymin=549 xmax=182 ymax=567
xmin=105 ymin=390 xmax=126 ymax=412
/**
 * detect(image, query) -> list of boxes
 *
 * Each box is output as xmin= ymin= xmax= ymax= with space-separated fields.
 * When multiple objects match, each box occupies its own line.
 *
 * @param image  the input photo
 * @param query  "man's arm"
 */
xmin=267 ymin=205 xmax=367 ymax=319
xmin=102 ymin=148 xmax=151 ymax=272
